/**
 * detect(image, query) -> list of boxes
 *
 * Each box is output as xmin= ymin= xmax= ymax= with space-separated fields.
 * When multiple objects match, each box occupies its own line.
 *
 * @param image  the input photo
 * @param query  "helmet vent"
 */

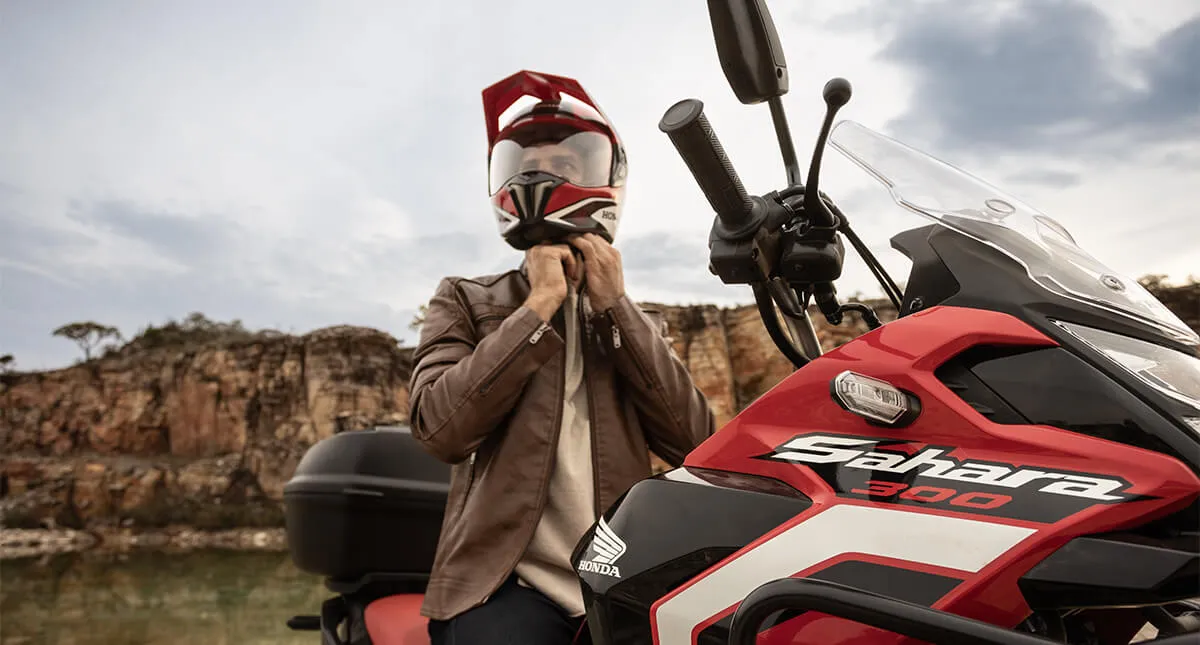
xmin=505 ymin=171 xmax=564 ymax=221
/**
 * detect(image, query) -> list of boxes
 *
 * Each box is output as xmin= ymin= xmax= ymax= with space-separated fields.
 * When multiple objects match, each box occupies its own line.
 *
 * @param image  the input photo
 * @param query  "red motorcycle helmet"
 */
xmin=483 ymin=70 xmax=628 ymax=251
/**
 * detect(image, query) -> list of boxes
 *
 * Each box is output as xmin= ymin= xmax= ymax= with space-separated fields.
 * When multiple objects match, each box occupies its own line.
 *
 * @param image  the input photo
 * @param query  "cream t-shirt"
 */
xmin=513 ymin=285 xmax=595 ymax=617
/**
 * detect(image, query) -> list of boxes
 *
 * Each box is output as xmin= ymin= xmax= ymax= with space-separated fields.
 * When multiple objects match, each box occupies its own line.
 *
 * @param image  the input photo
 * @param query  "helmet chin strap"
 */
xmin=569 ymin=247 xmax=587 ymax=292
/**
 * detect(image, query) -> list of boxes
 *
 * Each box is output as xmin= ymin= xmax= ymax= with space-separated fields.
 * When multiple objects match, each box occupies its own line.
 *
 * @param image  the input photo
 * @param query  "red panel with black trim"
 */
xmin=641 ymin=305 xmax=1200 ymax=645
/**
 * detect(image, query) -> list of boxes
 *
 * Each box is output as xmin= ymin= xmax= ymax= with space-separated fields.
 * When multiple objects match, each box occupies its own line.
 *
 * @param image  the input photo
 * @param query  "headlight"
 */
xmin=1055 ymin=320 xmax=1200 ymax=416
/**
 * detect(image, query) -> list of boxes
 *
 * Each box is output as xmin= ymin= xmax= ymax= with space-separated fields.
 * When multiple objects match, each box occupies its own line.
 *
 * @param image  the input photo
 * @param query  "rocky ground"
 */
xmin=1 ymin=527 xmax=287 ymax=560
xmin=3 ymin=280 xmax=1197 ymax=557
xmin=1 ymin=300 xmax=893 ymax=555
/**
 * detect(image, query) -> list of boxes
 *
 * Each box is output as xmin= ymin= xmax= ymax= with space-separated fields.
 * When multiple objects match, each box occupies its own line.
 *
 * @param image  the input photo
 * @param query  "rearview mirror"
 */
xmin=708 ymin=0 xmax=788 ymax=104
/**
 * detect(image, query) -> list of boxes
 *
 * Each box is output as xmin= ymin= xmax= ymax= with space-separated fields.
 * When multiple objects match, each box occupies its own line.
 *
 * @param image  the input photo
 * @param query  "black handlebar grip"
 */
xmin=659 ymin=99 xmax=754 ymax=230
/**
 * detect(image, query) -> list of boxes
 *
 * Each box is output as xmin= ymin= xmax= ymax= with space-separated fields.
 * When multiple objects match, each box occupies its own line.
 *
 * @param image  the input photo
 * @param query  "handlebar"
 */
xmin=658 ymin=99 xmax=758 ymax=237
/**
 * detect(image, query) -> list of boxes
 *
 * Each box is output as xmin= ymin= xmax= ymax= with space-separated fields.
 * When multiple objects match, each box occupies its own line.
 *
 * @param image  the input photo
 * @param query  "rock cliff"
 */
xmin=3 ymin=281 xmax=1198 ymax=537
xmin=2 ymin=325 xmax=411 ymax=532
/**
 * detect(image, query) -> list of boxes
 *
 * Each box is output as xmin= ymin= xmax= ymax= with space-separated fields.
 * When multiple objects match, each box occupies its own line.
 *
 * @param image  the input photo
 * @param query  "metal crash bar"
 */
xmin=726 ymin=578 xmax=1199 ymax=645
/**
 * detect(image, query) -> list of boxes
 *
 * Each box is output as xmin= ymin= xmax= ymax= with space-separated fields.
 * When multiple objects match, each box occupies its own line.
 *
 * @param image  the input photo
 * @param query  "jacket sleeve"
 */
xmin=592 ymin=295 xmax=716 ymax=467
xmin=408 ymin=277 xmax=563 ymax=464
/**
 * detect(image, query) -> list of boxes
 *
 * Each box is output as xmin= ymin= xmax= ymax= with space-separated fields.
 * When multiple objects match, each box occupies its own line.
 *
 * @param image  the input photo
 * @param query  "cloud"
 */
xmin=1 ymin=0 xmax=1197 ymax=371
xmin=69 ymin=201 xmax=236 ymax=268
xmin=1003 ymin=169 xmax=1083 ymax=188
xmin=0 ymin=262 xmax=419 ymax=372
xmin=1132 ymin=15 xmax=1200 ymax=123
xmin=840 ymin=0 xmax=1200 ymax=157
xmin=618 ymin=230 xmax=747 ymax=306
xmin=0 ymin=196 xmax=509 ymax=369
xmin=815 ymin=0 xmax=1200 ymax=299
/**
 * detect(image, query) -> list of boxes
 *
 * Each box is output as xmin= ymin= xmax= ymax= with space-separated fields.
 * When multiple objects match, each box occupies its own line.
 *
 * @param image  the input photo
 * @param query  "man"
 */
xmin=408 ymin=69 xmax=716 ymax=645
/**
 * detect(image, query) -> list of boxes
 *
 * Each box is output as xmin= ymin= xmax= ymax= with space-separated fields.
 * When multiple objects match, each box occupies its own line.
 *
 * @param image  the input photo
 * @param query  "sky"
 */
xmin=2 ymin=0 xmax=1198 ymax=370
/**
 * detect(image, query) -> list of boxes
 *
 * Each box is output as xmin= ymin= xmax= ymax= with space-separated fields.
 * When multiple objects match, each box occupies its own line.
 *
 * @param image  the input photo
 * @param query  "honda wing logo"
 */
xmin=577 ymin=517 xmax=626 ymax=578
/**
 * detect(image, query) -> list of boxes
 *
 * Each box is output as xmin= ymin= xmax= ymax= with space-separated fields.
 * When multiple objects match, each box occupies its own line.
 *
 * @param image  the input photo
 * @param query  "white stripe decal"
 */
xmin=543 ymin=196 xmax=612 ymax=221
xmin=650 ymin=504 xmax=1039 ymax=645
xmin=493 ymin=206 xmax=519 ymax=234
xmin=660 ymin=468 xmax=715 ymax=487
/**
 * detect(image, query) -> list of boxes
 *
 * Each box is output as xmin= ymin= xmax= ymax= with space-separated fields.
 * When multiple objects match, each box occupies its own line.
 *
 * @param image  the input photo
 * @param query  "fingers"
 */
xmin=528 ymin=242 xmax=577 ymax=279
xmin=528 ymin=242 xmax=571 ymax=260
xmin=566 ymin=234 xmax=596 ymax=263
xmin=568 ymin=233 xmax=619 ymax=268
xmin=526 ymin=236 xmax=618 ymax=283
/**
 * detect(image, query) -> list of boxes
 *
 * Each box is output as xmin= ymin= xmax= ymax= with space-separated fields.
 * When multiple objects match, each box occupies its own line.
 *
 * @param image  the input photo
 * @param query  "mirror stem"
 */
xmin=768 ymin=96 xmax=803 ymax=187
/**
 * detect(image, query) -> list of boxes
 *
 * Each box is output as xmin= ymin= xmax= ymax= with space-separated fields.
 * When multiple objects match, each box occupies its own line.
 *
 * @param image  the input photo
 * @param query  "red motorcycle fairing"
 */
xmin=362 ymin=593 xmax=593 ymax=645
xmin=364 ymin=594 xmax=429 ymax=645
xmin=643 ymin=305 xmax=1200 ymax=645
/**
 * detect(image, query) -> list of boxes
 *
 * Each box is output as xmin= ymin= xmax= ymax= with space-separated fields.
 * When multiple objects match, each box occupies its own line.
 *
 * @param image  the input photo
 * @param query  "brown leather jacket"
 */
xmin=408 ymin=265 xmax=716 ymax=620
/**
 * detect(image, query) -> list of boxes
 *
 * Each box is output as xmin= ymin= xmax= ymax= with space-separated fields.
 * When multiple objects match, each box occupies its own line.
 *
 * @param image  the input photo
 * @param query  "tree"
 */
xmin=1138 ymin=274 xmax=1170 ymax=291
xmin=409 ymin=304 xmax=429 ymax=333
xmin=52 ymin=322 xmax=123 ymax=361
xmin=0 ymin=354 xmax=13 ymax=373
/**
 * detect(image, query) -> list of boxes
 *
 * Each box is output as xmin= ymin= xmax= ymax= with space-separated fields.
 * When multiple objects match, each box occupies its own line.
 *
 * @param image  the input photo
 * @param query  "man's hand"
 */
xmin=523 ymin=243 xmax=579 ymax=321
xmin=568 ymin=233 xmax=625 ymax=312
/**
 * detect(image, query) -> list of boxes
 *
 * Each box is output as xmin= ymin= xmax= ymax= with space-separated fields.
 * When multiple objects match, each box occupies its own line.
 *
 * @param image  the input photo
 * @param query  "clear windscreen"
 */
xmin=827 ymin=120 xmax=1199 ymax=347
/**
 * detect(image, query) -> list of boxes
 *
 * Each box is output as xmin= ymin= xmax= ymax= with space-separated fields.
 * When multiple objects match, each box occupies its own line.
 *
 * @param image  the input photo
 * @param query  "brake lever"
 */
xmin=767 ymin=277 xmax=804 ymax=318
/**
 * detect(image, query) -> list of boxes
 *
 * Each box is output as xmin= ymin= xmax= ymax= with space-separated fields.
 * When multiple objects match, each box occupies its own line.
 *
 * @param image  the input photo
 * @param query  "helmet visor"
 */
xmin=489 ymin=123 xmax=614 ymax=193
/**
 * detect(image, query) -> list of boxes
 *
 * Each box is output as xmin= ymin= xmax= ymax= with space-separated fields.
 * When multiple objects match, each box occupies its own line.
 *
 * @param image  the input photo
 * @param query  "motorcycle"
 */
xmin=283 ymin=1 xmax=1200 ymax=643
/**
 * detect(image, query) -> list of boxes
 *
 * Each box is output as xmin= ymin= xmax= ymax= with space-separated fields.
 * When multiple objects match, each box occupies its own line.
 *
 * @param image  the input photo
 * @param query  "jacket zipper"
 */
xmin=477 ymin=321 xmax=551 ymax=395
xmin=449 ymin=450 xmax=478 ymax=526
xmin=470 ymin=312 xmax=505 ymax=339
xmin=462 ymin=315 xmax=541 ymax=520
xmin=478 ymin=319 xmax=564 ymax=607
xmin=582 ymin=294 xmax=602 ymax=520
xmin=530 ymin=321 xmax=551 ymax=344
xmin=608 ymin=310 xmax=655 ymax=390
xmin=456 ymin=312 xmax=508 ymax=536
